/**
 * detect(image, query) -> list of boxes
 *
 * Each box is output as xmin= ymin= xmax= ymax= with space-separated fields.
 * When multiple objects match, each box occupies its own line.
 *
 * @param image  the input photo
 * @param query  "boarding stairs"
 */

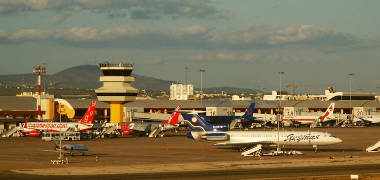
xmin=101 ymin=124 xmax=119 ymax=136
xmin=241 ymin=144 xmax=262 ymax=157
xmin=230 ymin=119 xmax=242 ymax=129
xmin=148 ymin=125 xmax=164 ymax=138
xmin=366 ymin=140 xmax=380 ymax=152
xmin=310 ymin=118 xmax=320 ymax=128
xmin=1 ymin=126 xmax=20 ymax=138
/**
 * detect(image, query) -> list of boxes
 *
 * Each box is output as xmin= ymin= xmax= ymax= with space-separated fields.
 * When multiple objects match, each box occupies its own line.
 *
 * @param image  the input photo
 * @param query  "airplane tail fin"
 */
xmin=321 ymin=103 xmax=335 ymax=121
xmin=78 ymin=101 xmax=96 ymax=124
xmin=161 ymin=105 xmax=181 ymax=124
xmin=241 ymin=101 xmax=255 ymax=120
xmin=182 ymin=113 xmax=212 ymax=132
xmin=182 ymin=113 xmax=228 ymax=132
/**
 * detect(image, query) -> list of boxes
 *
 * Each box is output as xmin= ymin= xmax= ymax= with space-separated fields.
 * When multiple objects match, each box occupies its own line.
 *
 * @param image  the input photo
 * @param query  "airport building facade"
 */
xmin=3 ymin=96 xmax=380 ymax=134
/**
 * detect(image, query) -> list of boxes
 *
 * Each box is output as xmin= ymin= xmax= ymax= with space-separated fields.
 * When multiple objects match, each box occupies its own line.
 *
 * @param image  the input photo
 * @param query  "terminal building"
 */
xmin=3 ymin=96 xmax=380 ymax=135
xmin=264 ymin=87 xmax=377 ymax=101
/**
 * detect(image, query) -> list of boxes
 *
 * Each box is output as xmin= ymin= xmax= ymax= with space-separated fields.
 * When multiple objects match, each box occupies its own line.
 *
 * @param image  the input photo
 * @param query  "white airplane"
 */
xmin=21 ymin=101 xmax=96 ymax=136
xmin=282 ymin=103 xmax=335 ymax=127
xmin=355 ymin=114 xmax=380 ymax=125
xmin=119 ymin=105 xmax=182 ymax=137
xmin=183 ymin=113 xmax=342 ymax=156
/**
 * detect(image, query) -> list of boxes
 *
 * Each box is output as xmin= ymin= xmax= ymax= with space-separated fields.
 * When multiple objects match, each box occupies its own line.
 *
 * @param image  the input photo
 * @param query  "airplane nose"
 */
xmin=335 ymin=137 xmax=342 ymax=144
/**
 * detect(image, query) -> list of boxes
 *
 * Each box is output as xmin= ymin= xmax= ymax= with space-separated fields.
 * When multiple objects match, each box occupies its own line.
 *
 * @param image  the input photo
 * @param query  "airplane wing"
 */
xmin=42 ymin=150 xmax=59 ymax=153
xmin=357 ymin=116 xmax=375 ymax=124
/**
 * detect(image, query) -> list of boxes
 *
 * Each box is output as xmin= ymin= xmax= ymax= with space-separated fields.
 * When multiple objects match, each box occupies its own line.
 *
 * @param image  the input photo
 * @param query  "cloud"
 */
xmin=218 ymin=11 xmax=234 ymax=18
xmin=0 ymin=0 xmax=229 ymax=22
xmin=210 ymin=24 xmax=360 ymax=49
xmin=51 ymin=5 xmax=81 ymax=23
xmin=179 ymin=25 xmax=209 ymax=35
xmin=0 ymin=24 xmax=373 ymax=52
xmin=9 ymin=29 xmax=52 ymax=41
xmin=188 ymin=52 xmax=314 ymax=64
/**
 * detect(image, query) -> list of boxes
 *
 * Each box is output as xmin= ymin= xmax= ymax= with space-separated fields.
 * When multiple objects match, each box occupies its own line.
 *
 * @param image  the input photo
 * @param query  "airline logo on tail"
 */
xmin=182 ymin=114 xmax=228 ymax=132
xmin=242 ymin=102 xmax=255 ymax=120
xmin=78 ymin=101 xmax=96 ymax=124
xmin=161 ymin=105 xmax=181 ymax=124
xmin=321 ymin=103 xmax=335 ymax=121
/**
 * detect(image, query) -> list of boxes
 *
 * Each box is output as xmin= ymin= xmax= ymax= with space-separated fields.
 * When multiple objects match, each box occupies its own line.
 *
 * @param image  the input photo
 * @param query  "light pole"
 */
xmin=184 ymin=66 xmax=188 ymax=85
xmin=348 ymin=73 xmax=354 ymax=123
xmin=277 ymin=72 xmax=284 ymax=152
xmin=58 ymin=103 xmax=63 ymax=160
xmin=41 ymin=62 xmax=47 ymax=94
xmin=199 ymin=69 xmax=205 ymax=106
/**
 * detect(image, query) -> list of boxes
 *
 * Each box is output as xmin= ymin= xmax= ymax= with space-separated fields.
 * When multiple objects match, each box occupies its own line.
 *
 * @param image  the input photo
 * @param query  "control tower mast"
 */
xmin=95 ymin=62 xmax=138 ymax=123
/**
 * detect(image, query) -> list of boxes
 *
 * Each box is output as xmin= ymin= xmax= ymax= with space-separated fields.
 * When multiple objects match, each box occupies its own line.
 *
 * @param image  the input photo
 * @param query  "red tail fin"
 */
xmin=321 ymin=103 xmax=335 ymax=122
xmin=78 ymin=101 xmax=96 ymax=124
xmin=161 ymin=105 xmax=181 ymax=124
xmin=24 ymin=120 xmax=28 ymax=128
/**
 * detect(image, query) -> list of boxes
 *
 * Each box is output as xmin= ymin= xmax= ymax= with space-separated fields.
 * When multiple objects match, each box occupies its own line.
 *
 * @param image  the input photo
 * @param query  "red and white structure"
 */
xmin=33 ymin=65 xmax=46 ymax=121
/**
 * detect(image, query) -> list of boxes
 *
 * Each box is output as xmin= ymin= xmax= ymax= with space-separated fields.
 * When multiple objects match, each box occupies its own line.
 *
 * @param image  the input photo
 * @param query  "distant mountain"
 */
xmin=0 ymin=65 xmax=257 ymax=93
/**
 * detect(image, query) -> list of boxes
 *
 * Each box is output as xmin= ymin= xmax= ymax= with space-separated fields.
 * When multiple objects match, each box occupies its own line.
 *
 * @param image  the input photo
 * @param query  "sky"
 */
xmin=1 ymin=0 xmax=380 ymax=94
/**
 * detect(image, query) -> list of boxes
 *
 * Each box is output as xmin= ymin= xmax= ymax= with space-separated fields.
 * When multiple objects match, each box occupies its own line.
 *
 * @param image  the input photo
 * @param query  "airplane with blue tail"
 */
xmin=182 ymin=101 xmax=257 ymax=133
xmin=182 ymin=107 xmax=342 ymax=156
xmin=182 ymin=113 xmax=229 ymax=132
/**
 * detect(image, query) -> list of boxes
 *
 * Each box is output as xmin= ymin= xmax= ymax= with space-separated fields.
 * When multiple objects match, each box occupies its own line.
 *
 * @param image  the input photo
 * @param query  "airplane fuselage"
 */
xmin=22 ymin=122 xmax=93 ymax=133
xmin=282 ymin=115 xmax=319 ymax=125
xmin=128 ymin=121 xmax=178 ymax=132
xmin=226 ymin=131 xmax=341 ymax=146
xmin=194 ymin=130 xmax=342 ymax=146
xmin=357 ymin=115 xmax=380 ymax=124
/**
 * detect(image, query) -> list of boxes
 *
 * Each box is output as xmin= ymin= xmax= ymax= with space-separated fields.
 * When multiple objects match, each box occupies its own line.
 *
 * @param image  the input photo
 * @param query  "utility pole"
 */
xmin=277 ymin=72 xmax=284 ymax=152
xmin=348 ymin=73 xmax=354 ymax=125
xmin=199 ymin=69 xmax=205 ymax=106
xmin=184 ymin=66 xmax=188 ymax=85
xmin=59 ymin=103 xmax=63 ymax=160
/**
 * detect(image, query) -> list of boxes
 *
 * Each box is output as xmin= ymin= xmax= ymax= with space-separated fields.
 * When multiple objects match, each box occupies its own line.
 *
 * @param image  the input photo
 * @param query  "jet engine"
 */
xmin=204 ymin=132 xmax=229 ymax=141
xmin=187 ymin=131 xmax=203 ymax=140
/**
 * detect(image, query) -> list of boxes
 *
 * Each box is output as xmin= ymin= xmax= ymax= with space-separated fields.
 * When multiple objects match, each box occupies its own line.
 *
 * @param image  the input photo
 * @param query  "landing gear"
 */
xmin=313 ymin=145 xmax=318 ymax=152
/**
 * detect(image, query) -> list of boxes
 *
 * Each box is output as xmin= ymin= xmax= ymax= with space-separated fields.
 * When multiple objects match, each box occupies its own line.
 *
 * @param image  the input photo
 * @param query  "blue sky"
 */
xmin=1 ymin=0 xmax=380 ymax=93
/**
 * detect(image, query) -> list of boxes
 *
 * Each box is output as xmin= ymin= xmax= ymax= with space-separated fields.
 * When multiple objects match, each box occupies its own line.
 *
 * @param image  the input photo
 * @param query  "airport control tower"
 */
xmin=95 ymin=63 xmax=138 ymax=123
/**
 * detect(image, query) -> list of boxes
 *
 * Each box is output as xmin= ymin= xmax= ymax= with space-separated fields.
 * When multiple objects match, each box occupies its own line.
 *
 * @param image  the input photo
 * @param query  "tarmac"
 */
xmin=1 ymin=126 xmax=380 ymax=179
